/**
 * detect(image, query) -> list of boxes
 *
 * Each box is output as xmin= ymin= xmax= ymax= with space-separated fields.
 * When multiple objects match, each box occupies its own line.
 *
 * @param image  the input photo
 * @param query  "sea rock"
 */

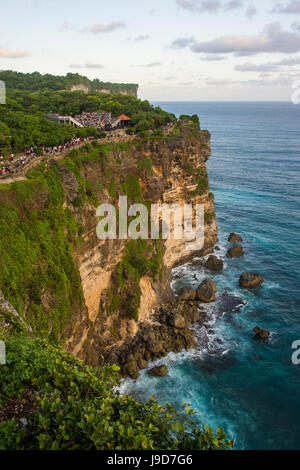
xmin=192 ymin=259 xmax=203 ymax=266
xmin=239 ymin=272 xmax=264 ymax=288
xmin=228 ymin=233 xmax=243 ymax=243
xmin=215 ymin=246 xmax=221 ymax=251
xmin=138 ymin=358 xmax=148 ymax=370
xmin=171 ymin=314 xmax=186 ymax=329
xmin=227 ymin=245 xmax=245 ymax=258
xmin=148 ymin=365 xmax=168 ymax=377
xmin=178 ymin=287 xmax=196 ymax=301
xmin=147 ymin=335 xmax=163 ymax=354
xmin=217 ymin=290 xmax=246 ymax=315
xmin=205 ymin=255 xmax=223 ymax=271
xmin=125 ymin=359 xmax=139 ymax=380
xmin=253 ymin=326 xmax=270 ymax=339
xmin=196 ymin=278 xmax=216 ymax=303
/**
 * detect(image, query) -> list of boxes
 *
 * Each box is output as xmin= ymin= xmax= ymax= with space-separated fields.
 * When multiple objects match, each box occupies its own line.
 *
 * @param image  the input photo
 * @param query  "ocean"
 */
xmin=120 ymin=102 xmax=300 ymax=450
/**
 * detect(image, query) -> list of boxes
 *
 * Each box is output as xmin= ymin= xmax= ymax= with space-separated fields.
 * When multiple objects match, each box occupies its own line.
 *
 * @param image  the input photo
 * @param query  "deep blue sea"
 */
xmin=121 ymin=102 xmax=300 ymax=450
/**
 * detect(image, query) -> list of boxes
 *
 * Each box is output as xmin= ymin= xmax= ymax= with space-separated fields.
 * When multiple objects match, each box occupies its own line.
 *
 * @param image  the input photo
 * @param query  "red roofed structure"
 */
xmin=119 ymin=114 xmax=131 ymax=121
xmin=118 ymin=114 xmax=131 ymax=128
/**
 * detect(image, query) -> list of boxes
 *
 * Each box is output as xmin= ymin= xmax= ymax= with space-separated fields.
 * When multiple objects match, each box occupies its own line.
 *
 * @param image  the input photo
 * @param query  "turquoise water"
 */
xmin=121 ymin=102 xmax=300 ymax=450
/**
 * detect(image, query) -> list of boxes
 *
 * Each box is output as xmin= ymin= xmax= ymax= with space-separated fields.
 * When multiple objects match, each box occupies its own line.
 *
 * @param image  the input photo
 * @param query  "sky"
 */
xmin=1 ymin=0 xmax=300 ymax=100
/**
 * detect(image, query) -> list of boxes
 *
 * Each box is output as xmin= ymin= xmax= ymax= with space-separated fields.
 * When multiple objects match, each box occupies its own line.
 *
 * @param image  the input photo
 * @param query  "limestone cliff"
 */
xmin=0 ymin=121 xmax=217 ymax=377
xmin=62 ymin=123 xmax=218 ymax=373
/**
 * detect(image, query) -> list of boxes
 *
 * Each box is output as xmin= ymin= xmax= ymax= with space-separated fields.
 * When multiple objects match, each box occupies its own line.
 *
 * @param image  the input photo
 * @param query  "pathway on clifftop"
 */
xmin=0 ymin=130 xmax=135 ymax=185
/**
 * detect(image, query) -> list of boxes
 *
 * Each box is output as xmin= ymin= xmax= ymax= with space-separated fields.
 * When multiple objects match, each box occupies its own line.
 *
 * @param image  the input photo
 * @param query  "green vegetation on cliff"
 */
xmin=0 ymin=104 xmax=228 ymax=451
xmin=0 ymin=335 xmax=232 ymax=450
xmin=0 ymin=86 xmax=175 ymax=155
xmin=0 ymin=71 xmax=138 ymax=97
xmin=0 ymin=164 xmax=84 ymax=342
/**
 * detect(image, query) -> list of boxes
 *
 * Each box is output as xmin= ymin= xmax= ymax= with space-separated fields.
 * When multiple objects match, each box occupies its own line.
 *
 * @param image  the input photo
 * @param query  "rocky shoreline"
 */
xmin=105 ymin=232 xmax=268 ymax=380
xmin=103 ymin=294 xmax=208 ymax=379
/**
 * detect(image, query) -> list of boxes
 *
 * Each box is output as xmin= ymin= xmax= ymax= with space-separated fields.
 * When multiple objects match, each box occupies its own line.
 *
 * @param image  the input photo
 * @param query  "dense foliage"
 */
xmin=0 ymin=71 xmax=138 ymax=96
xmin=0 ymin=164 xmax=84 ymax=342
xmin=0 ymin=78 xmax=230 ymax=450
xmin=0 ymin=72 xmax=175 ymax=154
xmin=0 ymin=335 xmax=232 ymax=450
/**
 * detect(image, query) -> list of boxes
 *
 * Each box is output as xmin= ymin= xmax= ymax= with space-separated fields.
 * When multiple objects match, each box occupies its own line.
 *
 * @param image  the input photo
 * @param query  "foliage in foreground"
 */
xmin=0 ymin=336 xmax=232 ymax=450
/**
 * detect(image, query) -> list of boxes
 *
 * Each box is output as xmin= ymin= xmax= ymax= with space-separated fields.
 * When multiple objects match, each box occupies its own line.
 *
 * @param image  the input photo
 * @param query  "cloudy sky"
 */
xmin=1 ymin=0 xmax=300 ymax=100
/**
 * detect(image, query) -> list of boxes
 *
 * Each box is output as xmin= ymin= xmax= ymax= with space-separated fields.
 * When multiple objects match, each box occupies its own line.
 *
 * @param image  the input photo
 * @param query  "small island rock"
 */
xmin=239 ymin=272 xmax=264 ymax=288
xmin=228 ymin=233 xmax=243 ymax=243
xmin=205 ymin=255 xmax=223 ymax=272
xmin=148 ymin=365 xmax=168 ymax=377
xmin=253 ymin=326 xmax=270 ymax=339
xmin=227 ymin=246 xmax=245 ymax=258
xmin=196 ymin=278 xmax=217 ymax=303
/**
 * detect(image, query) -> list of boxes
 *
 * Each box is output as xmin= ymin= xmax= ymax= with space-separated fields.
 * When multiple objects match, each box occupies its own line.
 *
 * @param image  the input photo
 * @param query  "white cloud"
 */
xmin=201 ymin=54 xmax=226 ymax=61
xmin=0 ymin=46 xmax=30 ymax=58
xmin=58 ymin=20 xmax=76 ymax=32
xmin=246 ymin=5 xmax=257 ymax=18
xmin=133 ymin=35 xmax=150 ymax=42
xmin=235 ymin=55 xmax=300 ymax=71
xmin=225 ymin=0 xmax=242 ymax=10
xmin=235 ymin=62 xmax=279 ymax=72
xmin=272 ymin=1 xmax=300 ymax=14
xmin=81 ymin=22 xmax=126 ymax=34
xmin=188 ymin=22 xmax=300 ymax=55
xmin=176 ymin=0 xmax=243 ymax=12
xmin=169 ymin=37 xmax=195 ymax=49
xmin=69 ymin=62 xmax=105 ymax=69
xmin=138 ymin=62 xmax=162 ymax=67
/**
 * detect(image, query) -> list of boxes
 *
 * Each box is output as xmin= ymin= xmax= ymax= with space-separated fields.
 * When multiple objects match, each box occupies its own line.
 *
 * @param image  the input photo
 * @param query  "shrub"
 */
xmin=179 ymin=114 xmax=200 ymax=126
xmin=0 ymin=336 xmax=233 ymax=450
xmin=138 ymin=157 xmax=154 ymax=176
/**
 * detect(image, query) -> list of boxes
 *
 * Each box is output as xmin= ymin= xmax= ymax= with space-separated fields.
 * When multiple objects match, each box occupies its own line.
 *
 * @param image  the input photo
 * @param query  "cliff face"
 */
xmin=0 ymin=122 xmax=217 ymax=376
xmin=70 ymin=83 xmax=139 ymax=97
xmin=63 ymin=124 xmax=218 ymax=371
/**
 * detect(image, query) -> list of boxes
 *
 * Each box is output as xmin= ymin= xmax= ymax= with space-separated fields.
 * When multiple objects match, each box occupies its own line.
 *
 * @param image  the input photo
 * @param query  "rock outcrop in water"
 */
xmin=253 ymin=326 xmax=270 ymax=339
xmin=196 ymin=278 xmax=217 ymax=303
xmin=148 ymin=365 xmax=168 ymax=377
xmin=239 ymin=273 xmax=264 ymax=288
xmin=227 ymin=246 xmax=244 ymax=258
xmin=205 ymin=255 xmax=223 ymax=271
xmin=228 ymin=233 xmax=243 ymax=243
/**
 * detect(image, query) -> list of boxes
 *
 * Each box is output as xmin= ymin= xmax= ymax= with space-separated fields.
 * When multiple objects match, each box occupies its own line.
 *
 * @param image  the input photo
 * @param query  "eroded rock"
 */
xmin=253 ymin=326 xmax=270 ymax=339
xmin=192 ymin=259 xmax=203 ymax=266
xmin=178 ymin=287 xmax=196 ymax=301
xmin=228 ymin=233 xmax=243 ymax=243
xmin=148 ymin=365 xmax=168 ymax=377
xmin=171 ymin=314 xmax=186 ymax=329
xmin=239 ymin=273 xmax=264 ymax=288
xmin=205 ymin=255 xmax=223 ymax=271
xmin=196 ymin=278 xmax=216 ymax=303
xmin=227 ymin=246 xmax=245 ymax=258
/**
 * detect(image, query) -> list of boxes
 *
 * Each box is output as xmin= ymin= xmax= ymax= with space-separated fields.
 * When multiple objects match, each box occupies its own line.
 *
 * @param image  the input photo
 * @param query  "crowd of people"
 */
xmin=163 ymin=122 xmax=176 ymax=133
xmin=0 ymin=120 xmax=176 ymax=180
xmin=0 ymin=137 xmax=88 ymax=179
xmin=74 ymin=112 xmax=121 ymax=131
